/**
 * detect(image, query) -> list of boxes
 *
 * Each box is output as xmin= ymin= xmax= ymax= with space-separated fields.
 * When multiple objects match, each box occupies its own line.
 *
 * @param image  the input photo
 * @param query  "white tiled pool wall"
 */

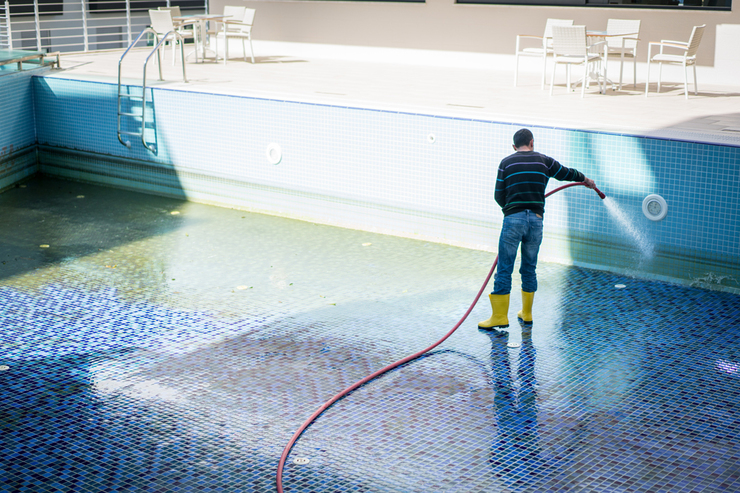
xmin=2 ymin=73 xmax=738 ymax=291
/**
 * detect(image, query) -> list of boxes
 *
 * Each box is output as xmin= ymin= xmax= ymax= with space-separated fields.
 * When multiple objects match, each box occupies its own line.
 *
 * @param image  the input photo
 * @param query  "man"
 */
xmin=479 ymin=128 xmax=597 ymax=329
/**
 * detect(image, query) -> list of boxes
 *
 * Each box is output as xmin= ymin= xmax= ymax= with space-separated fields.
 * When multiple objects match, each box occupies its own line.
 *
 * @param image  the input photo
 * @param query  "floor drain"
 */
xmin=507 ymin=342 xmax=520 ymax=349
xmin=293 ymin=457 xmax=310 ymax=465
xmin=0 ymin=365 xmax=9 ymax=371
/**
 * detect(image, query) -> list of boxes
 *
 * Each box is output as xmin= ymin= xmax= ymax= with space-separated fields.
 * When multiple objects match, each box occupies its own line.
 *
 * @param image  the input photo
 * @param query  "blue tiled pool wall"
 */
xmin=0 ymin=70 xmax=39 ymax=193
xmin=11 ymin=76 xmax=740 ymax=291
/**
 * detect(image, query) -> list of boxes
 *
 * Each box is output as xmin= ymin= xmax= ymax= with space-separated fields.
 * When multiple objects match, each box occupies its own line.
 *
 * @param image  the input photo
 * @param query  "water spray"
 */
xmin=276 ymin=181 xmax=605 ymax=492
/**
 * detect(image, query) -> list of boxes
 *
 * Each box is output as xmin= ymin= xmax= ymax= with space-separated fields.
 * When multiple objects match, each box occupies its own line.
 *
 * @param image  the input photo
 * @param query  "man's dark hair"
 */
xmin=513 ymin=128 xmax=534 ymax=148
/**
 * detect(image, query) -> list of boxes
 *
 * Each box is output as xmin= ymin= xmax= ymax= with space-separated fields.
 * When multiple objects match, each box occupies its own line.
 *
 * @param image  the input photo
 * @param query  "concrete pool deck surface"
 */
xmin=1 ymin=176 xmax=739 ymax=492
xmin=48 ymin=41 xmax=740 ymax=147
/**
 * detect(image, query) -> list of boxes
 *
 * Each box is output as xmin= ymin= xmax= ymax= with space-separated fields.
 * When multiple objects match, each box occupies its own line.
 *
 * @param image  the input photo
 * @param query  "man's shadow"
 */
xmin=480 ymin=323 xmax=548 ymax=490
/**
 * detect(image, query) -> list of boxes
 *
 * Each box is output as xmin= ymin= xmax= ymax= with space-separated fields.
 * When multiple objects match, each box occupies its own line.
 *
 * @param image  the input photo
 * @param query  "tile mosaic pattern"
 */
xmin=29 ymin=76 xmax=740 ymax=289
xmin=0 ymin=70 xmax=39 ymax=191
xmin=0 ymin=71 xmax=36 ymax=152
xmin=1 ymin=177 xmax=739 ymax=492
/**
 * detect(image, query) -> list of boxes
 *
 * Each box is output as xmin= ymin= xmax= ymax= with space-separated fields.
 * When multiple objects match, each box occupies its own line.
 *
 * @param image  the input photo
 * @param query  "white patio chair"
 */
xmin=605 ymin=19 xmax=640 ymax=90
xmin=223 ymin=8 xmax=256 ymax=64
xmin=514 ymin=18 xmax=574 ymax=89
xmin=159 ymin=6 xmax=198 ymax=63
xmin=149 ymin=9 xmax=191 ymax=66
xmin=206 ymin=5 xmax=246 ymax=59
xmin=159 ymin=6 xmax=183 ymax=21
xmin=645 ymin=25 xmax=705 ymax=99
xmin=550 ymin=25 xmax=605 ymax=98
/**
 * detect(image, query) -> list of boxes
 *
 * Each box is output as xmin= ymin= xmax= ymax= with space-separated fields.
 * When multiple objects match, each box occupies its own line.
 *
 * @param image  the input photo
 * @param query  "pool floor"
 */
xmin=1 ymin=176 xmax=739 ymax=492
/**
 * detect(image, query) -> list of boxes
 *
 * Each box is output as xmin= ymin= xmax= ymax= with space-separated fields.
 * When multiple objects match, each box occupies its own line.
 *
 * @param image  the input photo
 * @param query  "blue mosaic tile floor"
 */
xmin=1 ymin=176 xmax=739 ymax=493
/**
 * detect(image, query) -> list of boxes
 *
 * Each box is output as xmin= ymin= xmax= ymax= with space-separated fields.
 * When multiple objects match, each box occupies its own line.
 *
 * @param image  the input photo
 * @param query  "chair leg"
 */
xmin=581 ymin=62 xmax=587 ymax=98
xmin=683 ymin=61 xmax=689 ymax=99
xmin=581 ymin=67 xmax=586 ymax=98
xmin=514 ymin=54 xmax=519 ymax=87
xmin=632 ymin=53 xmax=637 ymax=87
xmin=602 ymin=60 xmax=606 ymax=94
xmin=657 ymin=63 xmax=662 ymax=93
xmin=619 ymin=52 xmax=625 ymax=90
xmin=154 ymin=35 xmax=160 ymax=68
xmin=550 ymin=59 xmax=556 ymax=96
xmin=693 ymin=63 xmax=698 ymax=96
xmin=242 ymin=39 xmax=247 ymax=62
xmin=249 ymin=36 xmax=254 ymax=64
xmin=193 ymin=31 xmax=199 ymax=64
xmin=645 ymin=60 xmax=650 ymax=97
xmin=224 ymin=33 xmax=228 ymax=65
xmin=541 ymin=52 xmax=547 ymax=90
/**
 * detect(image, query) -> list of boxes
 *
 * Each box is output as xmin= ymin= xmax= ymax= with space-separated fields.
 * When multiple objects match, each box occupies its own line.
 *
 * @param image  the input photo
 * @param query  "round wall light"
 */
xmin=266 ymin=143 xmax=282 ymax=165
xmin=642 ymin=194 xmax=668 ymax=221
xmin=427 ymin=134 xmax=436 ymax=144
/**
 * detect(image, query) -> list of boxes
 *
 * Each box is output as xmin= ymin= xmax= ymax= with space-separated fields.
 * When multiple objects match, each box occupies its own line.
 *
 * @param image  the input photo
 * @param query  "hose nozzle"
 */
xmin=594 ymin=187 xmax=606 ymax=200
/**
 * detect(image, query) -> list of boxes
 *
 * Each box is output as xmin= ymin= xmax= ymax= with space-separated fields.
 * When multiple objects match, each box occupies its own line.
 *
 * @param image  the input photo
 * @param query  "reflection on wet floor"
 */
xmin=1 ymin=176 xmax=739 ymax=492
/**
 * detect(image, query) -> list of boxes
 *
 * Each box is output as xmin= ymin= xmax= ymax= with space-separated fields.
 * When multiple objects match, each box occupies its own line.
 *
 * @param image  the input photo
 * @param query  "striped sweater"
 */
xmin=495 ymin=151 xmax=585 ymax=217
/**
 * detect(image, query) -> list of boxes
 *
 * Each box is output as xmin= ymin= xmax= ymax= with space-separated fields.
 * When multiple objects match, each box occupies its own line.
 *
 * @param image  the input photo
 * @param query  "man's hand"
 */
xmin=583 ymin=177 xmax=596 ymax=190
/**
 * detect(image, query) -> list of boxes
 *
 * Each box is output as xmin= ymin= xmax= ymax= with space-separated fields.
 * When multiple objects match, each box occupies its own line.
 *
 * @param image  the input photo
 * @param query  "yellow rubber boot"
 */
xmin=478 ymin=294 xmax=510 ymax=329
xmin=517 ymin=290 xmax=535 ymax=324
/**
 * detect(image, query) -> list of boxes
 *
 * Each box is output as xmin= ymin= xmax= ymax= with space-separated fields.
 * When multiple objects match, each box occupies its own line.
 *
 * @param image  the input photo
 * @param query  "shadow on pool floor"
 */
xmin=1 ymin=176 xmax=739 ymax=492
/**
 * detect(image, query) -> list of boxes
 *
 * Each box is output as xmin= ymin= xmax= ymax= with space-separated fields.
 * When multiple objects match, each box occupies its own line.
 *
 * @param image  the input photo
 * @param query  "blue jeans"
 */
xmin=493 ymin=210 xmax=543 ymax=295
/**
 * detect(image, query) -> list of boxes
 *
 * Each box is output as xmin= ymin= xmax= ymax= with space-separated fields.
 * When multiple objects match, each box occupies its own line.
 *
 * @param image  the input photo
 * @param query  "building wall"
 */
xmin=219 ymin=0 xmax=739 ymax=67
xmin=31 ymin=77 xmax=740 ymax=292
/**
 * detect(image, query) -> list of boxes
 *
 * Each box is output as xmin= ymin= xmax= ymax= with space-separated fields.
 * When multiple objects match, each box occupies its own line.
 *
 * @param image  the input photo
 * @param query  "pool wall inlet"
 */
xmin=1 ymin=74 xmax=738 ymax=292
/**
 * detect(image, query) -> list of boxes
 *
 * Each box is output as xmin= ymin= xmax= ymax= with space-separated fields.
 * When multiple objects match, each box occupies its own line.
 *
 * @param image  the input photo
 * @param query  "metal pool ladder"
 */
xmin=117 ymin=27 xmax=188 ymax=152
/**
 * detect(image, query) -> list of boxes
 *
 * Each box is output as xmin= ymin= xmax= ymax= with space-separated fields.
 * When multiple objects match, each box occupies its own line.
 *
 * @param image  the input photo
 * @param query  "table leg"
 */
xmin=201 ymin=19 xmax=207 ymax=62
xmin=176 ymin=21 xmax=200 ymax=63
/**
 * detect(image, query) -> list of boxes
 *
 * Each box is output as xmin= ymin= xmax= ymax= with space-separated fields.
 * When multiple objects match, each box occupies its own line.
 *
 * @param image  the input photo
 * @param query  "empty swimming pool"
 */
xmin=1 ymin=177 xmax=739 ymax=492
xmin=2 ymin=61 xmax=740 ymax=491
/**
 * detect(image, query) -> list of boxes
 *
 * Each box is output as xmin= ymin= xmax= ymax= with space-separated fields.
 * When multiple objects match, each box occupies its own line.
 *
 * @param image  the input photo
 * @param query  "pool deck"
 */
xmin=49 ymin=41 xmax=740 ymax=147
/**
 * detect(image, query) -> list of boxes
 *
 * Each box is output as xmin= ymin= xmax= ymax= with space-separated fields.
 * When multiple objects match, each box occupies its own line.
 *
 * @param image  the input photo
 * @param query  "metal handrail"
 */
xmin=117 ymin=26 xmax=187 ymax=151
xmin=1 ymin=2 xmax=11 ymax=50
xmin=142 ymin=29 xmax=188 ymax=151
xmin=117 ymin=27 xmax=159 ymax=149
xmin=3 ymin=0 xmax=205 ymax=53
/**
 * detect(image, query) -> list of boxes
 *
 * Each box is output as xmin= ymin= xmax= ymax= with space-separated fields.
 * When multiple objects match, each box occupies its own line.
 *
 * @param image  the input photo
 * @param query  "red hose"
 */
xmin=275 ymin=181 xmax=604 ymax=492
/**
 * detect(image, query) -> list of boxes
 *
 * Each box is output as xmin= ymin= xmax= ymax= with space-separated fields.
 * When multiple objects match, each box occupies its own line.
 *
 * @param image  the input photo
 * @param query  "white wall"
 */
xmin=214 ymin=0 xmax=738 ymax=67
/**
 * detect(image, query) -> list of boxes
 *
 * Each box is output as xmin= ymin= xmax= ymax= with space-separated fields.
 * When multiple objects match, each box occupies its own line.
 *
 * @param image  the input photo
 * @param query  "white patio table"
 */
xmin=174 ymin=14 xmax=233 ymax=62
xmin=586 ymin=30 xmax=639 ymax=91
